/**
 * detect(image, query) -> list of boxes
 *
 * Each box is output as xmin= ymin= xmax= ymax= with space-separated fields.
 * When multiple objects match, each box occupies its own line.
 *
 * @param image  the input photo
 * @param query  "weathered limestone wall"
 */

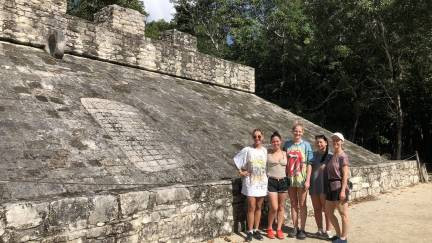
xmin=349 ymin=160 xmax=419 ymax=199
xmin=0 ymin=0 xmax=255 ymax=92
xmin=0 ymin=161 xmax=419 ymax=242
xmin=0 ymin=181 xmax=245 ymax=243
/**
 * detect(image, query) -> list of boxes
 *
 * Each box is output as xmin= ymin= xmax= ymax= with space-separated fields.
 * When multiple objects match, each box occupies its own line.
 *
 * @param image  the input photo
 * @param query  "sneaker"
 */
xmin=245 ymin=232 xmax=253 ymax=242
xmin=288 ymin=228 xmax=297 ymax=238
xmin=296 ymin=229 xmax=306 ymax=240
xmin=324 ymin=231 xmax=333 ymax=239
xmin=276 ymin=229 xmax=284 ymax=239
xmin=334 ymin=238 xmax=348 ymax=243
xmin=253 ymin=231 xmax=264 ymax=240
xmin=267 ymin=228 xmax=275 ymax=239
xmin=329 ymin=236 xmax=339 ymax=242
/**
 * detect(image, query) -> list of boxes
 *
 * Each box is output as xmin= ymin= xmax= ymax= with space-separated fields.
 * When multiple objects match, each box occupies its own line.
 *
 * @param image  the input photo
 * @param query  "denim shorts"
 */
xmin=268 ymin=177 xmax=289 ymax=193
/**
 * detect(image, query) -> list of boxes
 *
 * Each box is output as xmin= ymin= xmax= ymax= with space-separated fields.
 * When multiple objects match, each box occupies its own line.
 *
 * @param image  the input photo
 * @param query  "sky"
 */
xmin=142 ymin=0 xmax=176 ymax=22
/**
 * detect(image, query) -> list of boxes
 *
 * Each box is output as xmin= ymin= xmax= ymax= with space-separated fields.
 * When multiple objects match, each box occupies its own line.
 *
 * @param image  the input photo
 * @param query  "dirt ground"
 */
xmin=213 ymin=183 xmax=432 ymax=243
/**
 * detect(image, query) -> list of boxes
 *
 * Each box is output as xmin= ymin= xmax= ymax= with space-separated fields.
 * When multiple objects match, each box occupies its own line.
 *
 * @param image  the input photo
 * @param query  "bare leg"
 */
xmin=277 ymin=192 xmax=288 ymax=230
xmin=254 ymin=197 xmax=265 ymax=230
xmin=336 ymin=200 xmax=349 ymax=240
xmin=299 ymin=187 xmax=308 ymax=230
xmin=311 ymin=194 xmax=323 ymax=230
xmin=325 ymin=200 xmax=341 ymax=237
xmin=247 ymin=197 xmax=256 ymax=231
xmin=288 ymin=187 xmax=299 ymax=229
xmin=267 ymin=192 xmax=278 ymax=229
xmin=320 ymin=194 xmax=333 ymax=232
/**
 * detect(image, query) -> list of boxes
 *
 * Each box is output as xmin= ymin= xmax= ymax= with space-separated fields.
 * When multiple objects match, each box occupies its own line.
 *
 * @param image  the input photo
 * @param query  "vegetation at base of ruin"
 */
xmin=67 ymin=0 xmax=147 ymax=21
xmin=167 ymin=0 xmax=432 ymax=163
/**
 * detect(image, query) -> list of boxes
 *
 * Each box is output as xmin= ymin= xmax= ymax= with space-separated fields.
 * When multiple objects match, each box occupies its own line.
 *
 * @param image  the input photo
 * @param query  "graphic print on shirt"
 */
xmin=248 ymin=157 xmax=266 ymax=185
xmin=287 ymin=150 xmax=303 ymax=177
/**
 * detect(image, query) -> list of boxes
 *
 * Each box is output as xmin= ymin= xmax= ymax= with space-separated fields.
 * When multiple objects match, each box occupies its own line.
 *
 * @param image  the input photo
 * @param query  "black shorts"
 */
xmin=268 ymin=177 xmax=289 ymax=193
xmin=326 ymin=188 xmax=349 ymax=202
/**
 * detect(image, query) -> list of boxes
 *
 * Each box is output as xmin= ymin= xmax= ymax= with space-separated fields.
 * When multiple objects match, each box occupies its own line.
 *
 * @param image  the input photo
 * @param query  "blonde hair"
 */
xmin=292 ymin=121 xmax=304 ymax=131
xmin=252 ymin=128 xmax=263 ymax=136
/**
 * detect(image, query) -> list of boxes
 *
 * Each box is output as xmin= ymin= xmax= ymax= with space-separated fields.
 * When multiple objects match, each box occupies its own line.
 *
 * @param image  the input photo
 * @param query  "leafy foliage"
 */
xmin=170 ymin=0 xmax=432 ymax=161
xmin=67 ymin=0 xmax=147 ymax=21
xmin=145 ymin=20 xmax=176 ymax=39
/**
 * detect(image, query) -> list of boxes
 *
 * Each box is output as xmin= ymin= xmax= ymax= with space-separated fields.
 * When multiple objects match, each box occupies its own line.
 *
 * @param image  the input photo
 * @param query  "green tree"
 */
xmin=67 ymin=0 xmax=147 ymax=21
xmin=171 ymin=0 xmax=238 ymax=56
xmin=145 ymin=20 xmax=176 ymax=39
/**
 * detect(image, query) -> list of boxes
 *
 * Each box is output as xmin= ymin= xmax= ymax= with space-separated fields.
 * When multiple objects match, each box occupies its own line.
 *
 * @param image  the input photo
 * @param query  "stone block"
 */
xmin=94 ymin=5 xmax=146 ymax=35
xmin=160 ymin=29 xmax=197 ymax=52
xmin=86 ymin=225 xmax=113 ymax=239
xmin=215 ymin=208 xmax=225 ymax=221
xmin=350 ymin=176 xmax=362 ymax=184
xmin=119 ymin=191 xmax=151 ymax=216
xmin=180 ymin=203 xmax=200 ymax=214
xmin=371 ymin=181 xmax=380 ymax=188
xmin=5 ymin=202 xmax=48 ymax=230
xmin=220 ymin=221 xmax=233 ymax=235
xmin=89 ymin=194 xmax=119 ymax=225
xmin=0 ymin=217 xmax=5 ymax=236
xmin=154 ymin=187 xmax=191 ymax=205
xmin=48 ymin=197 xmax=89 ymax=229
xmin=116 ymin=234 xmax=139 ymax=243
xmin=361 ymin=182 xmax=370 ymax=188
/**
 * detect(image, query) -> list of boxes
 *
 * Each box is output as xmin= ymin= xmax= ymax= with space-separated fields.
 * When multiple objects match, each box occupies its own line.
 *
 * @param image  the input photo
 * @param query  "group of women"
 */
xmin=234 ymin=122 xmax=350 ymax=243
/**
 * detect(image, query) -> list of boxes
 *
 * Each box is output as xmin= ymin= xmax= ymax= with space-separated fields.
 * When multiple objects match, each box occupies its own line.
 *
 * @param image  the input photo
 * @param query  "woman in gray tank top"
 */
xmin=307 ymin=135 xmax=333 ymax=239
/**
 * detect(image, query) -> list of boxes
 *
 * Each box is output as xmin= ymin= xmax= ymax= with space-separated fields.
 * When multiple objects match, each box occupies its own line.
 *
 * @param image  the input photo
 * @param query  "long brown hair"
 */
xmin=315 ymin=135 xmax=329 ymax=163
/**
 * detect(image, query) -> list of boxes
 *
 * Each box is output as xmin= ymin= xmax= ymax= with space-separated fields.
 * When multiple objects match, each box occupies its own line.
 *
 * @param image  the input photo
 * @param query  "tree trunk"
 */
xmin=351 ymin=111 xmax=360 ymax=142
xmin=395 ymin=90 xmax=403 ymax=160
xmin=378 ymin=20 xmax=404 ymax=160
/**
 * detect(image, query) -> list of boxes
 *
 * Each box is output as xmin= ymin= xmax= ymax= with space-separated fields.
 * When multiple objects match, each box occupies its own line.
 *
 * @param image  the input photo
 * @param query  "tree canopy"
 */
xmin=67 ymin=0 xmax=147 ymax=21
xmin=167 ymin=0 xmax=432 ymax=162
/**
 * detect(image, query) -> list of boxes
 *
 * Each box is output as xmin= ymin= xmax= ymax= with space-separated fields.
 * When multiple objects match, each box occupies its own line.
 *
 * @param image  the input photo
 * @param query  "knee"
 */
xmin=256 ymin=204 xmax=263 ymax=211
xmin=325 ymin=206 xmax=333 ymax=215
xmin=277 ymin=205 xmax=285 ymax=213
xmin=291 ymin=202 xmax=299 ymax=211
xmin=339 ymin=210 xmax=349 ymax=220
xmin=321 ymin=205 xmax=326 ymax=212
xmin=248 ymin=205 xmax=256 ymax=212
xmin=301 ymin=201 xmax=307 ymax=209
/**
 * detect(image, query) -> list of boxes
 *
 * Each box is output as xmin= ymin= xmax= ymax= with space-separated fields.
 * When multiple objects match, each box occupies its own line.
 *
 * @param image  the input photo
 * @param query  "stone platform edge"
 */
xmin=0 ymin=160 xmax=420 ymax=242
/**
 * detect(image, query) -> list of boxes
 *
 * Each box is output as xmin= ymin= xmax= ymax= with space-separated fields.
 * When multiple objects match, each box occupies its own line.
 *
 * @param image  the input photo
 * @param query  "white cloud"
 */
xmin=142 ymin=0 xmax=176 ymax=22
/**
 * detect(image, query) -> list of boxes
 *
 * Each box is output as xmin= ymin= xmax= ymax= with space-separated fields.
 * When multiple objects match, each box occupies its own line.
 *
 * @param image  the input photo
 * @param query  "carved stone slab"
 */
xmin=81 ymin=98 xmax=178 ymax=172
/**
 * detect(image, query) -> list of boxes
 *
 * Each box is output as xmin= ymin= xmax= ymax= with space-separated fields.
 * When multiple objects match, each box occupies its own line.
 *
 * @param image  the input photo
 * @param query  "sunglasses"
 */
xmin=253 ymin=135 xmax=262 ymax=139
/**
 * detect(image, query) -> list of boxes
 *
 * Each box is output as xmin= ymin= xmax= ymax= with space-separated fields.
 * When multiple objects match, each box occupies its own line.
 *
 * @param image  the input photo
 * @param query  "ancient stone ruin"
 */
xmin=0 ymin=0 xmax=420 ymax=242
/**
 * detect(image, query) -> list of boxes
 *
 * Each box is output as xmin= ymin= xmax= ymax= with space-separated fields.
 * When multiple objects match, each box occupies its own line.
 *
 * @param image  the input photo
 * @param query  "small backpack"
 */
xmin=286 ymin=150 xmax=303 ymax=177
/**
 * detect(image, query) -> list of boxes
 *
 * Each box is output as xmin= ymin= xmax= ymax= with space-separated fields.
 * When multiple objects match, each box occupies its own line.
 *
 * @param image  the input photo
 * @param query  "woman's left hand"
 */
xmin=305 ymin=180 xmax=310 ymax=190
xmin=340 ymin=190 xmax=346 ymax=201
xmin=319 ymin=164 xmax=326 ymax=171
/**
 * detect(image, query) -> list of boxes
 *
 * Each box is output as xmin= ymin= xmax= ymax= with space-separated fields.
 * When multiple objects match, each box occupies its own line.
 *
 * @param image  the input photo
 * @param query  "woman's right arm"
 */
xmin=234 ymin=147 xmax=249 ymax=177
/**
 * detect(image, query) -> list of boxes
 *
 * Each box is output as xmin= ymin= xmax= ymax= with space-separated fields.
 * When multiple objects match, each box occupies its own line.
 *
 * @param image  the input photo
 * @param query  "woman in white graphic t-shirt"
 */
xmin=234 ymin=128 xmax=268 ymax=241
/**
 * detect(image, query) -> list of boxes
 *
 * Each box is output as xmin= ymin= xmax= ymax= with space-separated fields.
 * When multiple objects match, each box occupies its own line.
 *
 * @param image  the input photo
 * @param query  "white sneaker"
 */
xmin=325 ymin=231 xmax=334 ymax=239
xmin=316 ymin=229 xmax=325 ymax=236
